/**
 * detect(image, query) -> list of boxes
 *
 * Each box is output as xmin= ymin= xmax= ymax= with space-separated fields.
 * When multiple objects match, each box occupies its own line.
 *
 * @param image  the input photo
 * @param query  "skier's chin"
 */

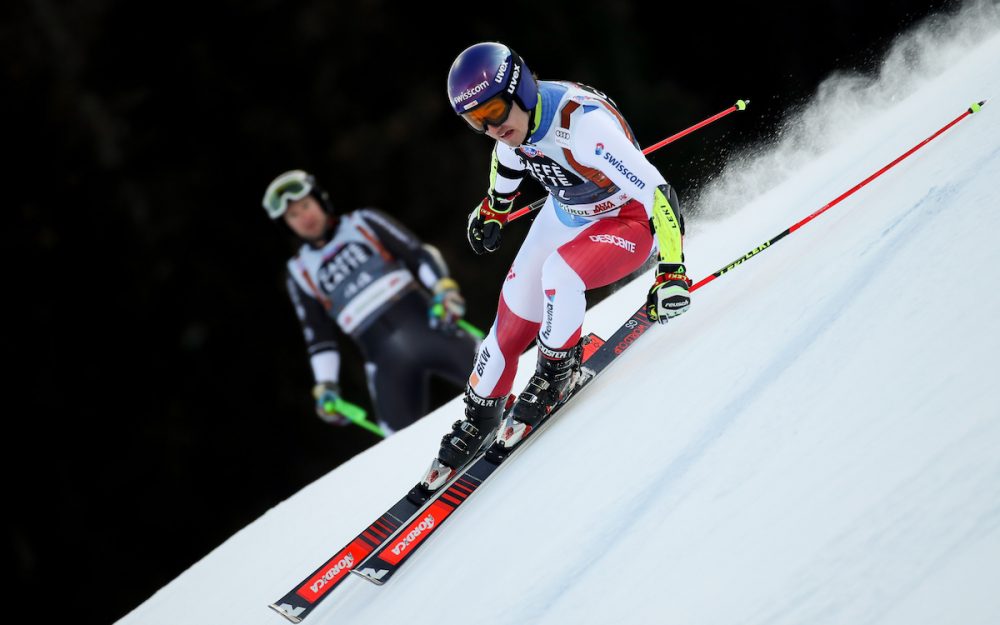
xmin=303 ymin=232 xmax=328 ymax=247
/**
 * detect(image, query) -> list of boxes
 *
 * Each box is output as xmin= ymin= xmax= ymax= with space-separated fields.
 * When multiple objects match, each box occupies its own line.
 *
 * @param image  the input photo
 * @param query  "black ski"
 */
xmin=268 ymin=495 xmax=417 ymax=622
xmin=269 ymin=305 xmax=654 ymax=620
xmin=269 ymin=428 xmax=519 ymax=623
xmin=350 ymin=305 xmax=655 ymax=585
xmin=272 ymin=411 xmax=524 ymax=619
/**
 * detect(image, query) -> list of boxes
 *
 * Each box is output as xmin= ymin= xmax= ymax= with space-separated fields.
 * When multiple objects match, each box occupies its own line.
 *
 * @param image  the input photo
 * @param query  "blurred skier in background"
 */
xmin=263 ymin=169 xmax=478 ymax=435
xmin=421 ymin=42 xmax=690 ymax=487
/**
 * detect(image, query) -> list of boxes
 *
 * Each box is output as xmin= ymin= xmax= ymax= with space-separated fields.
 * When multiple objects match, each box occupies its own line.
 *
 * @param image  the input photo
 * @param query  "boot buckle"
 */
xmin=528 ymin=375 xmax=550 ymax=391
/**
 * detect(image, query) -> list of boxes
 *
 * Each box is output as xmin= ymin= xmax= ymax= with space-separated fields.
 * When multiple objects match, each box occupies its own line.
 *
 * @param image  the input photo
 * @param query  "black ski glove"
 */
xmin=467 ymin=191 xmax=518 ymax=255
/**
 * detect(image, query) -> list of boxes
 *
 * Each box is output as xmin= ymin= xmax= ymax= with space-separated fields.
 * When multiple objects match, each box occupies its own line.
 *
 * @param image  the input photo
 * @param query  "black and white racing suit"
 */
xmin=285 ymin=208 xmax=476 ymax=433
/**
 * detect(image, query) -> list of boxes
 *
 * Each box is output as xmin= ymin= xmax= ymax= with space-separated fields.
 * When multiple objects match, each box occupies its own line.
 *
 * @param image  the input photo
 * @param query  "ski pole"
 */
xmin=324 ymin=398 xmax=386 ymax=437
xmin=431 ymin=299 xmax=486 ymax=340
xmin=689 ymin=101 xmax=986 ymax=294
xmin=507 ymin=99 xmax=750 ymax=223
xmin=457 ymin=318 xmax=485 ymax=339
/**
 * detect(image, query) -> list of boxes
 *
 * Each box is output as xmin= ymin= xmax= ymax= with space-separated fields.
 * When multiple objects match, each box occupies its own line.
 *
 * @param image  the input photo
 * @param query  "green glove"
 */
xmin=313 ymin=382 xmax=348 ymax=425
xmin=311 ymin=382 xmax=385 ymax=437
xmin=429 ymin=278 xmax=467 ymax=330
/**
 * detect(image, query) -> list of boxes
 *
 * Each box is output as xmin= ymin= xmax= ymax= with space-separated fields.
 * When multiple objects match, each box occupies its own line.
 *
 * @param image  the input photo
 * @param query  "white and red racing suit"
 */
xmin=470 ymin=80 xmax=683 ymax=398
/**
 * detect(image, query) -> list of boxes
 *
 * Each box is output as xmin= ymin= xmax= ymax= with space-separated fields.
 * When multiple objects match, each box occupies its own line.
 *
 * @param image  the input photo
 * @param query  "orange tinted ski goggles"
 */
xmin=461 ymin=95 xmax=513 ymax=134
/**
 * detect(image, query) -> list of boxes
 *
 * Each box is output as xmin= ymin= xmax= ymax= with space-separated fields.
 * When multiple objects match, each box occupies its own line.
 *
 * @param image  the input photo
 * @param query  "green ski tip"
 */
xmin=969 ymin=102 xmax=982 ymax=113
xmin=736 ymin=99 xmax=748 ymax=111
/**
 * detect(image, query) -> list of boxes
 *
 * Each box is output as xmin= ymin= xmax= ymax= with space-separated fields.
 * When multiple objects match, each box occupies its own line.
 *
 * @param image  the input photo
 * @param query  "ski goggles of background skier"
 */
xmin=263 ymin=169 xmax=477 ymax=435
xmin=420 ymin=42 xmax=690 ymax=490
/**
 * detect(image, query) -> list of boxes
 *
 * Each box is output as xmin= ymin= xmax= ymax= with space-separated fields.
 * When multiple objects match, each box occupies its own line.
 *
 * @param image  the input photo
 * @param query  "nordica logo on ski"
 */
xmin=307 ymin=552 xmax=355 ymax=594
xmin=390 ymin=514 xmax=436 ymax=557
xmin=454 ymin=80 xmax=490 ymax=105
xmin=380 ymin=501 xmax=456 ymax=565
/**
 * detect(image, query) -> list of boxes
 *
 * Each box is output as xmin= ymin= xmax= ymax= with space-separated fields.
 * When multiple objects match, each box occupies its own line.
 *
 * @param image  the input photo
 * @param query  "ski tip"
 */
xmin=350 ymin=568 xmax=387 ymax=585
xmin=736 ymin=99 xmax=749 ymax=110
xmin=268 ymin=603 xmax=304 ymax=623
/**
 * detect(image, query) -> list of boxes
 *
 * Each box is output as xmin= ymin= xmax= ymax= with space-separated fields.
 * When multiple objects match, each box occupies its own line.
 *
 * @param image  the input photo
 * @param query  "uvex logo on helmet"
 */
xmin=453 ymin=80 xmax=490 ymax=105
xmin=506 ymin=62 xmax=521 ymax=95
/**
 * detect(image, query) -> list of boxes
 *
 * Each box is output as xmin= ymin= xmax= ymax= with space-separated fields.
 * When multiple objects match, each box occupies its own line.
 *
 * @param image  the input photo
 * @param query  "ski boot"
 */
xmin=420 ymin=386 xmax=507 ymax=491
xmin=498 ymin=337 xmax=584 ymax=449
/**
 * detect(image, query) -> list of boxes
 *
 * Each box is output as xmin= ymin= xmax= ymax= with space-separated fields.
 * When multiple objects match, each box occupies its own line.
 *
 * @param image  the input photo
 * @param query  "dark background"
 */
xmin=8 ymin=0 xmax=959 ymax=621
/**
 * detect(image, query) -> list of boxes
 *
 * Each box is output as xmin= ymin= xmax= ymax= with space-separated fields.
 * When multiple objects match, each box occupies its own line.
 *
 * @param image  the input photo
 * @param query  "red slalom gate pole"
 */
xmin=507 ymin=99 xmax=750 ymax=223
xmin=689 ymin=101 xmax=986 ymax=293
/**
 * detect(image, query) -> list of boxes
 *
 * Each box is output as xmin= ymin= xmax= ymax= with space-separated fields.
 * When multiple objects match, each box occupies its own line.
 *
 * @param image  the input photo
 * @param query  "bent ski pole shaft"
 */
xmin=690 ymin=101 xmax=986 ymax=293
xmin=508 ymin=99 xmax=749 ymax=223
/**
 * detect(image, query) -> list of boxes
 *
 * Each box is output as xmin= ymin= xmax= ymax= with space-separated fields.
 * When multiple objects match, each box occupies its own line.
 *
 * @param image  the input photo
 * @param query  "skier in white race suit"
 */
xmin=421 ymin=42 xmax=690 ymax=489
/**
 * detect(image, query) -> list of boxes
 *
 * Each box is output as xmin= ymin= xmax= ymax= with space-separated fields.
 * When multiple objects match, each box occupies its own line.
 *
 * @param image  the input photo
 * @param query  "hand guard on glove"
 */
xmin=467 ymin=190 xmax=519 ymax=255
xmin=646 ymin=263 xmax=692 ymax=324
xmin=429 ymin=278 xmax=466 ymax=330
xmin=312 ymin=381 xmax=349 ymax=426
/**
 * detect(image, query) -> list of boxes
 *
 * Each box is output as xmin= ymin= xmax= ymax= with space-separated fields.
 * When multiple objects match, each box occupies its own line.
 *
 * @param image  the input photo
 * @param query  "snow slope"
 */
xmin=119 ymin=5 xmax=1000 ymax=624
